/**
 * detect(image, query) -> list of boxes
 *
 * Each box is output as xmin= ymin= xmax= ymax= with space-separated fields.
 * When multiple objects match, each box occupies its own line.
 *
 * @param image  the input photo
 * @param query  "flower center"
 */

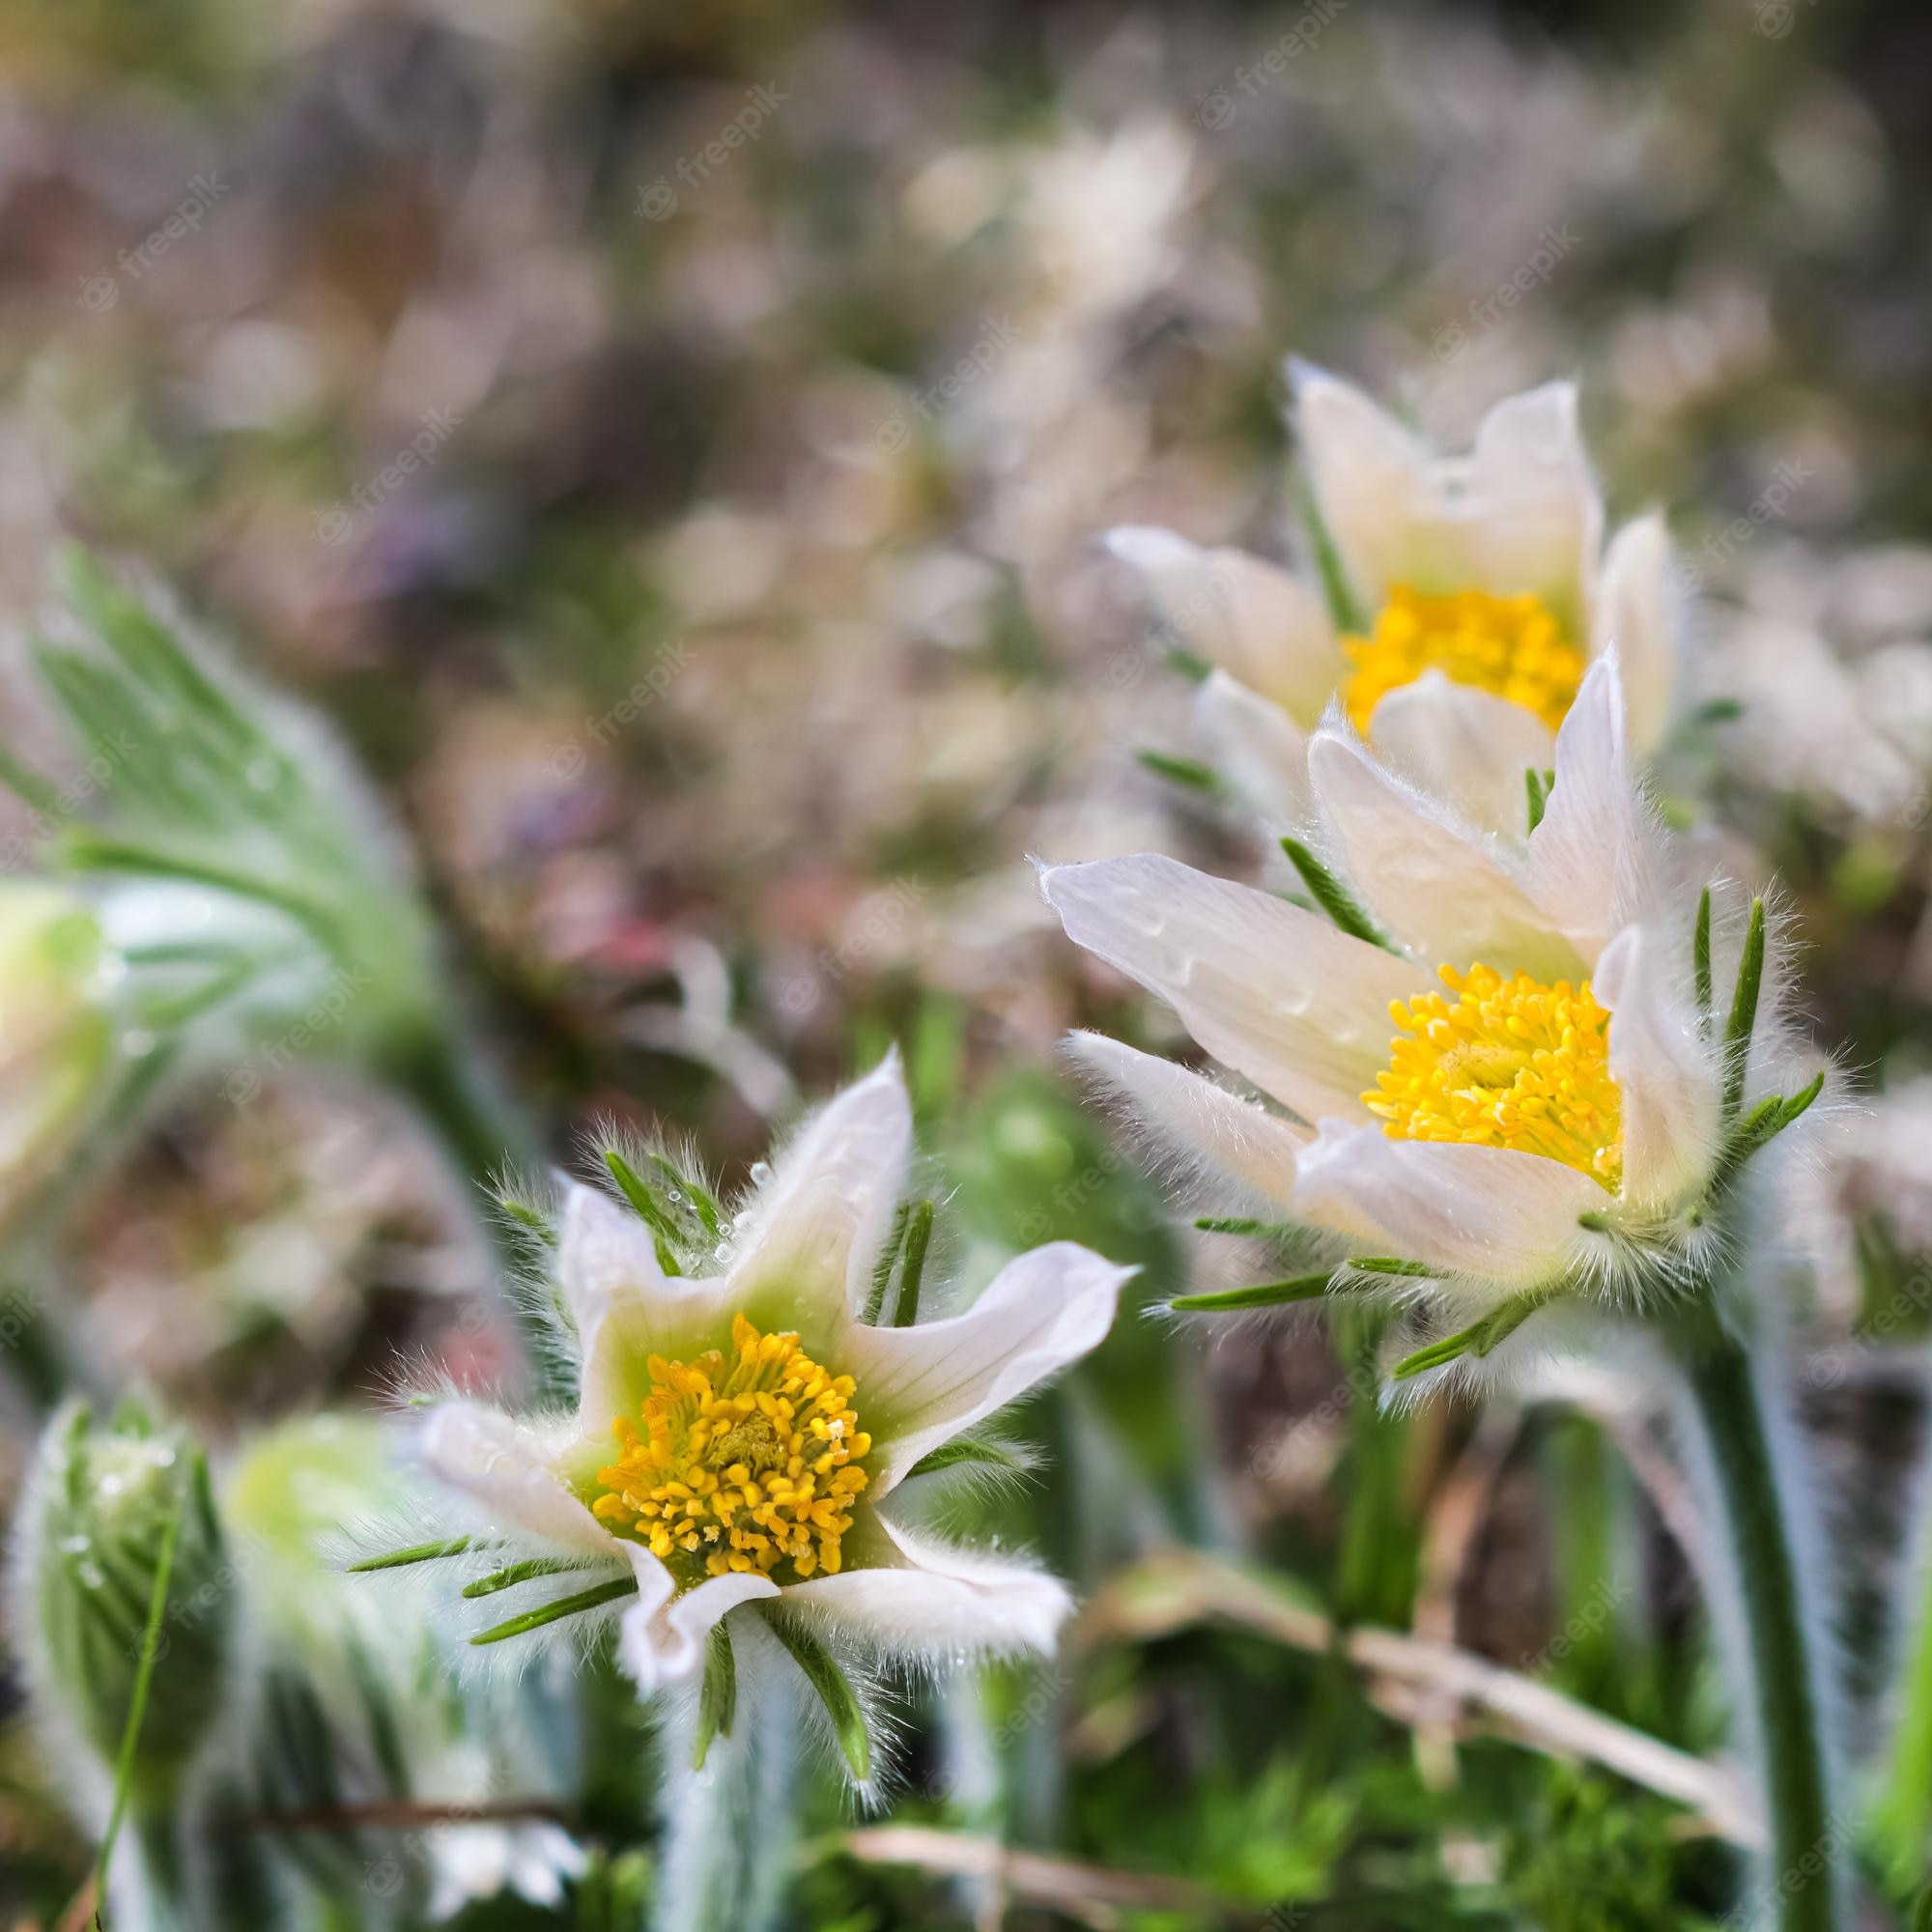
xmin=1341 ymin=585 xmax=1585 ymax=736
xmin=591 ymin=1312 xmax=870 ymax=1584
xmin=1363 ymin=963 xmax=1622 ymax=1190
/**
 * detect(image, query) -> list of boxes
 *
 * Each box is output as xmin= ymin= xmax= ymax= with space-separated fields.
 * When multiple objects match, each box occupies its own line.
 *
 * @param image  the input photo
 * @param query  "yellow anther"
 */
xmin=1364 ymin=961 xmax=1622 ymax=1191
xmin=1341 ymin=585 xmax=1586 ymax=736
xmin=591 ymin=1312 xmax=871 ymax=1588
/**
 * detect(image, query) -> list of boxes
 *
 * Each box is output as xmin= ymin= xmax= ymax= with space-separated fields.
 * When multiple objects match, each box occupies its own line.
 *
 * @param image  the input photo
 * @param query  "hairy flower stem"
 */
xmin=1681 ymin=1329 xmax=1837 ymax=1932
xmin=654 ymin=1655 xmax=797 ymax=1932
xmin=1870 ymin=1463 xmax=1932 ymax=1890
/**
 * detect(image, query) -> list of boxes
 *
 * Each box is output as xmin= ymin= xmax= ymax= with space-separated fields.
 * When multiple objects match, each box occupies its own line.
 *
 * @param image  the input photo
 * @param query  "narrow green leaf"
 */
xmin=891 ymin=1200 xmax=934 ymax=1327
xmin=1577 ymin=1210 xmax=1614 ymax=1232
xmin=651 ymin=1153 xmax=722 ymax=1236
xmin=1474 ymin=1293 xmax=1548 ymax=1358
xmin=469 ymin=1575 xmax=638 ymax=1646
xmin=95 ymin=1469 xmax=185 ymax=1914
xmin=1392 ymin=1321 xmax=1488 ymax=1380
xmin=498 ymin=1198 xmax=558 ymax=1248
xmin=1294 ymin=473 xmax=1368 ymax=634
xmin=1135 ymin=749 xmax=1224 ymax=796
xmin=60 ymin=834 xmax=337 ymax=941
xmin=903 ymin=1436 xmax=1029 ymax=1481
xmin=1524 ymin=767 xmax=1549 ymax=835
xmin=1280 ymin=838 xmax=1392 ymax=952
xmin=1777 ymin=1069 xmax=1826 ymax=1129
xmin=1171 ymin=1271 xmax=1333 ymax=1312
xmin=603 ymin=1150 xmax=683 ymax=1276
xmin=693 ymin=1622 xmax=737 ymax=1771
xmin=864 ymin=1201 xmax=910 ymax=1324
xmin=463 ymin=1557 xmax=587 ymax=1599
xmin=760 ymin=1610 xmax=870 ymax=1782
xmin=1347 ymin=1257 xmax=1436 ymax=1278
xmin=1721 ymin=895 xmax=1767 ymax=1119
xmin=346 ymin=1536 xmax=473 ymax=1574
xmin=1165 ymin=645 xmax=1213 ymax=685
xmin=1192 ymin=1215 xmax=1290 ymax=1236
xmin=1692 ymin=888 xmax=1714 ymax=1039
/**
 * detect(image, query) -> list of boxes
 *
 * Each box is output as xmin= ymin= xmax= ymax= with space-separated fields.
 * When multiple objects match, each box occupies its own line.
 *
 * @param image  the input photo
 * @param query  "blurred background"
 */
xmin=4 ymin=0 xmax=1932 ymax=1924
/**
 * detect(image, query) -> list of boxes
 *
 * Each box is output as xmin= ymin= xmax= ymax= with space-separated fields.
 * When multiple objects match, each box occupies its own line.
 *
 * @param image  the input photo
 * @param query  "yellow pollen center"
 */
xmin=1364 ymin=963 xmax=1623 ymax=1191
xmin=591 ymin=1312 xmax=870 ymax=1585
xmin=1341 ymin=584 xmax=1586 ymax=736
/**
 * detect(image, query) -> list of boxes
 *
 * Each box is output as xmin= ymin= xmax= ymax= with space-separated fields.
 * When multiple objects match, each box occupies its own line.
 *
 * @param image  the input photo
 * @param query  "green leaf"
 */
xmin=1693 ymin=887 xmax=1713 ymax=1037
xmin=890 ymin=1200 xmax=934 ymax=1327
xmin=469 ymin=1575 xmax=638 ymax=1646
xmin=1391 ymin=1321 xmax=1488 ymax=1381
xmin=1294 ymin=472 xmax=1368 ymax=634
xmin=1722 ymin=895 xmax=1766 ymax=1119
xmin=1135 ymin=749 xmax=1225 ymax=796
xmin=651 ymin=1153 xmax=722 ymax=1236
xmin=1347 ymin=1257 xmax=1436 ymax=1278
xmin=603 ymin=1150 xmax=683 ymax=1276
xmin=1777 ymin=1069 xmax=1826 ymax=1129
xmin=1524 ymin=767 xmax=1548 ymax=834
xmin=693 ymin=1622 xmax=738 ymax=1771
xmin=760 ymin=1610 xmax=870 ymax=1782
xmin=902 ymin=1436 xmax=1029 ymax=1481
xmin=346 ymin=1536 xmax=474 ymax=1573
xmin=95 ymin=1469 xmax=185 ymax=1913
xmin=1279 ymin=838 xmax=1393 ymax=951
xmin=1171 ymin=1271 xmax=1333 ymax=1312
xmin=864 ymin=1201 xmax=910 ymax=1324
xmin=1165 ymin=645 xmax=1213 ymax=685
xmin=1193 ymin=1215 xmax=1296 ymax=1237
xmin=463 ymin=1557 xmax=588 ymax=1599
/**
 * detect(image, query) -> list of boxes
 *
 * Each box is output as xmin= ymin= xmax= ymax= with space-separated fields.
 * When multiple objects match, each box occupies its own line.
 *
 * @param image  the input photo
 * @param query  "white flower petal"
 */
xmin=1193 ymin=669 xmax=1313 ymax=826
xmin=559 ymin=1185 xmax=738 ymax=1428
xmin=1591 ymin=513 xmax=1677 ymax=753
xmin=615 ymin=1554 xmax=778 ymax=1695
xmin=781 ymin=1509 xmax=1070 ymax=1659
xmin=1306 ymin=733 xmax=1583 ymax=980
xmin=1065 ymin=1031 xmax=1306 ymax=1213
xmin=1292 ymin=368 xmax=1601 ymax=622
xmin=1527 ymin=655 xmax=1653 ymax=964
xmin=1292 ymin=1123 xmax=1601 ymax=1289
xmin=1462 ymin=383 xmax=1603 ymax=620
xmin=1293 ymin=362 xmax=1451 ymax=608
xmin=842 ymin=1241 xmax=1132 ymax=1491
xmin=1593 ymin=925 xmax=1720 ymax=1208
xmin=418 ymin=1403 xmax=614 ymax=1559
xmin=1366 ymin=671 xmax=1556 ymax=838
xmin=1106 ymin=527 xmax=1340 ymax=725
xmin=727 ymin=1054 xmax=914 ymax=1342
xmin=1039 ymin=853 xmax=1428 ymax=1123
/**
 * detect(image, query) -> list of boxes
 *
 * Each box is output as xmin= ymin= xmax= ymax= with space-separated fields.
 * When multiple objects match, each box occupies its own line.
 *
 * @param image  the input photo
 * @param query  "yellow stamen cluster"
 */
xmin=1365 ymin=963 xmax=1623 ymax=1191
xmin=1341 ymin=584 xmax=1586 ymax=736
xmin=592 ymin=1313 xmax=870 ymax=1584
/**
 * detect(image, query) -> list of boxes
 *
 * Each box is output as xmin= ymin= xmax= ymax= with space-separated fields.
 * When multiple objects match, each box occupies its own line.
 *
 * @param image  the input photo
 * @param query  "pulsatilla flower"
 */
xmin=1040 ymin=658 xmax=1825 ymax=1387
xmin=366 ymin=1055 xmax=1127 ymax=1785
xmin=1107 ymin=366 xmax=1678 ymax=835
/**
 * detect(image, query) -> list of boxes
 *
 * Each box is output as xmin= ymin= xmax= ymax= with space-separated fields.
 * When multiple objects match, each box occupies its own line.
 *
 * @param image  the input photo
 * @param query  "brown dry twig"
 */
xmin=1072 ymin=1548 xmax=1763 ymax=1850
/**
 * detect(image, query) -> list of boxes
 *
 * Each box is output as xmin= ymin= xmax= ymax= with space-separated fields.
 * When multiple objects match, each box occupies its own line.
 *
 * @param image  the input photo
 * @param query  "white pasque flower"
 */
xmin=412 ymin=1054 xmax=1127 ymax=1714
xmin=1109 ymin=365 xmax=1679 ymax=835
xmin=1040 ymin=658 xmax=1821 ymax=1380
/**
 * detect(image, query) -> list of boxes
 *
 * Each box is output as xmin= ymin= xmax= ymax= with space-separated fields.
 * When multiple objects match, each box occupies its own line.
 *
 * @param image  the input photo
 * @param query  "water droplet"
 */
xmin=713 ymin=1242 xmax=729 ymax=1261
xmin=749 ymin=1161 xmax=773 ymax=1185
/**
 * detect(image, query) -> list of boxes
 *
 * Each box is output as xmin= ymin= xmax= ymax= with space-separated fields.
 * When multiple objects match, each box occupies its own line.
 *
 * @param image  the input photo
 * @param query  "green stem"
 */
xmin=654 ymin=1641 xmax=796 ymax=1932
xmin=1681 ymin=1333 xmax=1837 ymax=1932
xmin=1872 ymin=1473 xmax=1932 ymax=1892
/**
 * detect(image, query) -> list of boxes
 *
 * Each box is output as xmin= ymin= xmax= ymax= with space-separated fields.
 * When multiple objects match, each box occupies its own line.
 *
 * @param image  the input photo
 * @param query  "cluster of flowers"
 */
xmin=0 ymin=366 xmax=1848 ymax=1932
